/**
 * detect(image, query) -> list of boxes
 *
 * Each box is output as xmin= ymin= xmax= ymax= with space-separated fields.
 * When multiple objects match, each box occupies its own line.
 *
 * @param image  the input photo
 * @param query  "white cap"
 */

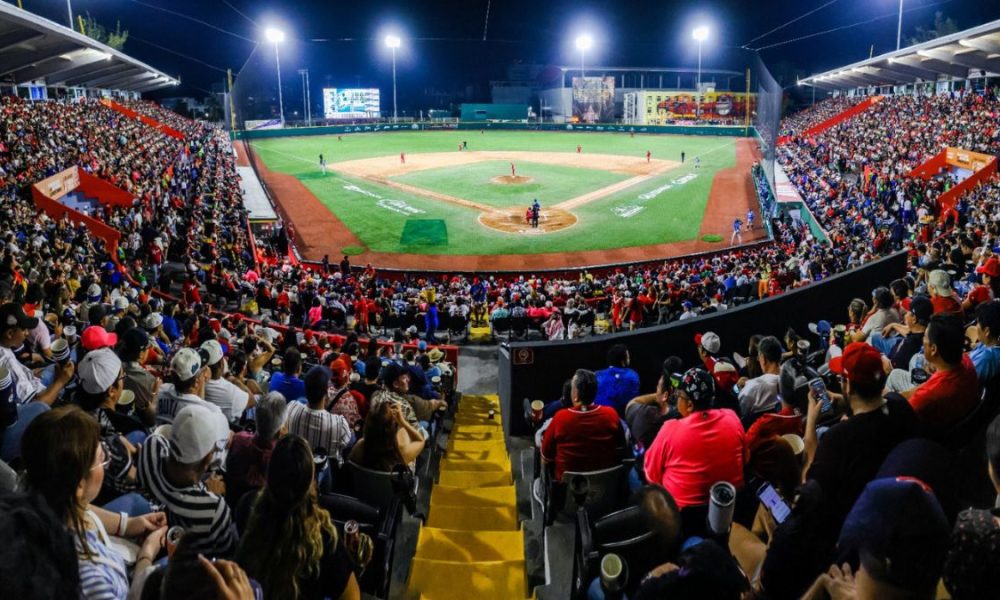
xmin=699 ymin=331 xmax=721 ymax=354
xmin=142 ymin=312 xmax=163 ymax=330
xmin=168 ymin=404 xmax=229 ymax=464
xmin=171 ymin=347 xmax=204 ymax=382
xmin=200 ymin=339 xmax=224 ymax=366
xmin=78 ymin=347 xmax=122 ymax=394
xmin=112 ymin=297 xmax=129 ymax=312
xmin=87 ymin=283 xmax=102 ymax=299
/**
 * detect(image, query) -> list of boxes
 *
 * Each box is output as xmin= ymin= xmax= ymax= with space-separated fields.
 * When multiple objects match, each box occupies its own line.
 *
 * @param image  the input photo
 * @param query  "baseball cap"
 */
xmin=171 ymin=347 xmax=204 ymax=382
xmin=838 ymin=477 xmax=949 ymax=589
xmin=77 ymin=347 xmax=122 ymax=394
xmin=808 ymin=320 xmax=832 ymax=337
xmin=86 ymin=283 xmax=102 ymax=300
xmin=141 ymin=312 xmax=163 ymax=330
xmin=682 ymin=300 xmax=693 ymax=310
xmin=329 ymin=358 xmax=349 ymax=377
xmin=828 ymin=342 xmax=884 ymax=387
xmin=112 ymin=297 xmax=129 ymax=313
xmin=927 ymin=270 xmax=953 ymax=297
xmin=168 ymin=404 xmax=230 ymax=464
xmin=200 ymin=340 xmax=224 ymax=367
xmin=80 ymin=326 xmax=117 ymax=351
xmin=976 ymin=257 xmax=1000 ymax=278
xmin=121 ymin=327 xmax=150 ymax=354
xmin=908 ymin=294 xmax=933 ymax=325
xmin=695 ymin=331 xmax=721 ymax=354
xmin=679 ymin=367 xmax=715 ymax=407
xmin=0 ymin=303 xmax=39 ymax=333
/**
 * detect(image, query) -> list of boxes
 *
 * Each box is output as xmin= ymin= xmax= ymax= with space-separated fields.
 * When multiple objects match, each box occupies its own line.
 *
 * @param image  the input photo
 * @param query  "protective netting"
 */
xmin=753 ymin=53 xmax=782 ymax=192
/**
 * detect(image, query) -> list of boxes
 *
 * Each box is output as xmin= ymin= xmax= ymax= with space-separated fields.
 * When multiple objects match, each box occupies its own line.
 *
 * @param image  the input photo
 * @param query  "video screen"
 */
xmin=322 ymin=88 xmax=381 ymax=119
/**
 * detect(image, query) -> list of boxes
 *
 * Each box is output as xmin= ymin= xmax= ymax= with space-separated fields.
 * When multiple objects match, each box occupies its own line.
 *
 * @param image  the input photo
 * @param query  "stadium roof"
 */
xmin=0 ymin=2 xmax=179 ymax=92
xmin=800 ymin=18 xmax=1000 ymax=90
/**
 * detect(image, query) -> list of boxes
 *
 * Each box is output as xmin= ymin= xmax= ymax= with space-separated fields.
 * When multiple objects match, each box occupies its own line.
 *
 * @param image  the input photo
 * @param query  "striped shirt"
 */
xmin=78 ymin=510 xmax=130 ymax=600
xmin=285 ymin=401 xmax=353 ymax=463
xmin=137 ymin=433 xmax=238 ymax=558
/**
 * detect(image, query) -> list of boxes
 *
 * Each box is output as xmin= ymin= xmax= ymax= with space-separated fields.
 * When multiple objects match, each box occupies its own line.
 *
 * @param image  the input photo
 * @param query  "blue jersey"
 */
xmin=733 ymin=219 xmax=742 ymax=231
xmin=747 ymin=211 xmax=754 ymax=222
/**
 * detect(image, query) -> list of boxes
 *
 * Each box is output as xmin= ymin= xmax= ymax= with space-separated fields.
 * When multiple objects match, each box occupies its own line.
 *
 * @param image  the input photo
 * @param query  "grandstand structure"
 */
xmin=0 ymin=4 xmax=998 ymax=600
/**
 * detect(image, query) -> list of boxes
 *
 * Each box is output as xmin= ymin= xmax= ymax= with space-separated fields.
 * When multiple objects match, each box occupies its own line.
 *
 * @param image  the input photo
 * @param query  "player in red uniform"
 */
xmin=646 ymin=150 xmax=651 ymax=163
xmin=400 ymin=152 xmax=405 ymax=164
xmin=511 ymin=162 xmax=516 ymax=177
xmin=577 ymin=145 xmax=582 ymax=153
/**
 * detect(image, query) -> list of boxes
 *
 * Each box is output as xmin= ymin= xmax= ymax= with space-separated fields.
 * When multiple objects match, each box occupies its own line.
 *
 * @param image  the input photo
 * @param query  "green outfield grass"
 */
xmin=250 ymin=131 xmax=736 ymax=256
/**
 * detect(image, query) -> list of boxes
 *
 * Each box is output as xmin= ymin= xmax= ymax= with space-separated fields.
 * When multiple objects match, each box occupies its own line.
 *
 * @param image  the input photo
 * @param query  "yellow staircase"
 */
xmin=406 ymin=394 xmax=532 ymax=600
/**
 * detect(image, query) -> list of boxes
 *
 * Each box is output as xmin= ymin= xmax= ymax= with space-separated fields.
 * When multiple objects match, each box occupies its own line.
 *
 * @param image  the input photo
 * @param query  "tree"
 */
xmin=907 ymin=12 xmax=958 ymax=46
xmin=81 ymin=13 xmax=128 ymax=51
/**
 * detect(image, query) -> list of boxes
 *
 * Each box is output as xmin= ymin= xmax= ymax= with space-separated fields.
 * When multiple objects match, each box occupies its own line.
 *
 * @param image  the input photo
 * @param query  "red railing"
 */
xmin=778 ymin=96 xmax=882 ymax=146
xmin=100 ymin=98 xmax=185 ymax=140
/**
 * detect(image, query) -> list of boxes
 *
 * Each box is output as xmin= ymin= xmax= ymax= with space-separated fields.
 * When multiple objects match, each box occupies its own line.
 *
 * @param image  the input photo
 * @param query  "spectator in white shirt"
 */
xmin=738 ymin=335 xmax=783 ymax=421
xmin=156 ymin=347 xmax=219 ymax=425
xmin=201 ymin=340 xmax=255 ymax=423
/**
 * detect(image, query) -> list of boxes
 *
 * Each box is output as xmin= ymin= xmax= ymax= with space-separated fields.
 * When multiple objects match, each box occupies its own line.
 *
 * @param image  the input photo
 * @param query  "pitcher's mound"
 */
xmin=491 ymin=175 xmax=535 ymax=185
xmin=479 ymin=208 xmax=577 ymax=234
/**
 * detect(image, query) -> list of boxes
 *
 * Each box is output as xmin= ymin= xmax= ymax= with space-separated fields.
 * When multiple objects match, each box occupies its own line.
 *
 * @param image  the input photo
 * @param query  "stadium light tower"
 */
xmin=265 ymin=27 xmax=286 ymax=126
xmin=575 ymin=34 xmax=593 ymax=78
xmin=385 ymin=34 xmax=401 ymax=122
xmin=692 ymin=26 xmax=709 ymax=122
xmin=896 ymin=0 xmax=904 ymax=50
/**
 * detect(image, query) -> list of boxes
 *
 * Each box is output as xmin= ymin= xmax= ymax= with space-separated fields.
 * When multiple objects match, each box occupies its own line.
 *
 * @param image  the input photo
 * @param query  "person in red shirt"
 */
xmin=962 ymin=256 xmax=999 ymax=313
xmin=927 ymin=269 xmax=962 ymax=315
xmin=643 ymin=367 xmax=746 ymax=510
xmin=905 ymin=313 xmax=979 ymax=431
xmin=541 ymin=369 xmax=624 ymax=480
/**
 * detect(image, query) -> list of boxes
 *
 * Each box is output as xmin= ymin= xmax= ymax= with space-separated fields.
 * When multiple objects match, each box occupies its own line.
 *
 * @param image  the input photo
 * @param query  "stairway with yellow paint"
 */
xmin=406 ymin=394 xmax=532 ymax=600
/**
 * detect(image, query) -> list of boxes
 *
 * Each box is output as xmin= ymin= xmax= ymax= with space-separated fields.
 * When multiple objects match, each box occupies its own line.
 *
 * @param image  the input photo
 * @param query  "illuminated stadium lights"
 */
xmin=385 ymin=34 xmax=401 ymax=121
xmin=265 ymin=27 xmax=286 ymax=125
xmin=575 ymin=33 xmax=593 ymax=77
xmin=692 ymin=26 xmax=709 ymax=121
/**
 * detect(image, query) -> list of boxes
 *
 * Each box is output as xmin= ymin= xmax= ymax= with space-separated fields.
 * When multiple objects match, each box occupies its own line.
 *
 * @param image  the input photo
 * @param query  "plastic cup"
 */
xmin=600 ymin=553 xmax=627 ymax=593
xmin=531 ymin=400 xmax=544 ymax=423
xmin=166 ymin=526 xmax=184 ymax=558
xmin=116 ymin=389 xmax=135 ymax=415
xmin=51 ymin=338 xmax=71 ymax=364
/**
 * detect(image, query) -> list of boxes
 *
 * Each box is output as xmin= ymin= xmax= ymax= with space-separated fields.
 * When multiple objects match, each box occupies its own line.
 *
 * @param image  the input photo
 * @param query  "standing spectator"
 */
xmin=237 ymin=435 xmax=360 ymax=600
xmin=137 ymin=404 xmax=237 ymax=558
xmin=541 ymin=369 xmax=624 ymax=480
xmin=643 ymin=368 xmax=746 ymax=509
xmin=905 ymin=313 xmax=979 ymax=430
xmin=594 ymin=344 xmax=640 ymax=415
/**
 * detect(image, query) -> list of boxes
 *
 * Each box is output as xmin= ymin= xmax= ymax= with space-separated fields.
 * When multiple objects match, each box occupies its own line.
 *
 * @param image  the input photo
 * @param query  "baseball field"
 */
xmin=245 ymin=130 xmax=764 ymax=271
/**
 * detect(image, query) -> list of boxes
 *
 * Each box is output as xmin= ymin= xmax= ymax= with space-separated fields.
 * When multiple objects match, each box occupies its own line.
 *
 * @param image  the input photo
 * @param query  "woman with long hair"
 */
xmin=21 ymin=405 xmax=166 ymax=599
xmin=348 ymin=401 xmax=424 ymax=472
xmin=237 ymin=435 xmax=360 ymax=600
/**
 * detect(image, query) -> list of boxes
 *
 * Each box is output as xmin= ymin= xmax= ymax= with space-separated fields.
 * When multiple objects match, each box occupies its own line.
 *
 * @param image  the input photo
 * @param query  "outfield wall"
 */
xmin=234 ymin=121 xmax=756 ymax=140
xmin=497 ymin=250 xmax=909 ymax=437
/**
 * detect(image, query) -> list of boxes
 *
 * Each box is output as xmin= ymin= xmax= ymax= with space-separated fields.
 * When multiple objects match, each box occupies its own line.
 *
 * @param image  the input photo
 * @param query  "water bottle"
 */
xmin=707 ymin=481 xmax=737 ymax=539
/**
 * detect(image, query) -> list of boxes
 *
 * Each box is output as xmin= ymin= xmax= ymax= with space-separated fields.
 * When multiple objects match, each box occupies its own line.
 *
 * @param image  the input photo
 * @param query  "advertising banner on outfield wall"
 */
xmin=638 ymin=91 xmax=756 ymax=125
xmin=572 ymin=76 xmax=615 ymax=123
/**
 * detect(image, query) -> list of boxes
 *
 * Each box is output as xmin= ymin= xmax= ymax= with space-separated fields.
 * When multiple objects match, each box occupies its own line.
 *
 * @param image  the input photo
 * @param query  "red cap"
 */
xmin=829 ymin=342 xmax=884 ymax=387
xmin=81 ymin=326 xmax=118 ymax=351
xmin=976 ymin=257 xmax=1000 ymax=278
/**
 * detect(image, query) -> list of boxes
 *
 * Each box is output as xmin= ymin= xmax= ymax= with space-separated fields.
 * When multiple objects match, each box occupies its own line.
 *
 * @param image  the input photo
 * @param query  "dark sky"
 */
xmin=24 ymin=0 xmax=1000 ymax=108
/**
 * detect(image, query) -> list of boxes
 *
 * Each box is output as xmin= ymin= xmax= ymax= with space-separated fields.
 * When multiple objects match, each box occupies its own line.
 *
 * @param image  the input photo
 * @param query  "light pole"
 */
xmin=265 ymin=27 xmax=286 ymax=126
xmin=575 ymin=34 xmax=593 ymax=79
xmin=896 ymin=0 xmax=904 ymax=50
xmin=385 ymin=34 xmax=401 ymax=122
xmin=66 ymin=0 xmax=74 ymax=30
xmin=692 ymin=26 xmax=709 ymax=122
xmin=298 ymin=69 xmax=311 ymax=126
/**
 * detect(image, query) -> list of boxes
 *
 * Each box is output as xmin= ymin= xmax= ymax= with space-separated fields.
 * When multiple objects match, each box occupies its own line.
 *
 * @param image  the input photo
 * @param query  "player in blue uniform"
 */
xmin=731 ymin=218 xmax=743 ymax=245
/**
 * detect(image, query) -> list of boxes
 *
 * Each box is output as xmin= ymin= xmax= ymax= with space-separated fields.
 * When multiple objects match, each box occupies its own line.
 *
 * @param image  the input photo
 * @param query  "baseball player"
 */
xmin=511 ymin=162 xmax=516 ymax=177
xmin=731 ymin=218 xmax=743 ymax=245
xmin=746 ymin=209 xmax=755 ymax=230
xmin=400 ymin=152 xmax=405 ymax=164
xmin=646 ymin=150 xmax=651 ymax=163
xmin=319 ymin=154 xmax=326 ymax=174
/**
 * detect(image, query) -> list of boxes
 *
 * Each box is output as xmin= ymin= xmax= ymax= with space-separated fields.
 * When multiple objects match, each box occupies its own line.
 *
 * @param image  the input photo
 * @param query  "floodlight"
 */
xmin=385 ymin=34 xmax=401 ymax=49
xmin=575 ymin=34 xmax=593 ymax=51
xmin=265 ymin=27 xmax=285 ymax=43
xmin=692 ymin=26 xmax=709 ymax=42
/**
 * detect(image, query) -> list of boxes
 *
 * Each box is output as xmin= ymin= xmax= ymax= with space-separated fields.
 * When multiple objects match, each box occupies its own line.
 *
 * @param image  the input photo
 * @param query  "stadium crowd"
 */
xmin=777 ymin=95 xmax=861 ymax=137
xmin=0 ymin=83 xmax=997 ymax=600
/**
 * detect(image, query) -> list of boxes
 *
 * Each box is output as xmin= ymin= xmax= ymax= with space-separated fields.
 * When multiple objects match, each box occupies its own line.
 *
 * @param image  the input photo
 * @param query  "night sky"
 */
xmin=22 ymin=0 xmax=1000 ymax=109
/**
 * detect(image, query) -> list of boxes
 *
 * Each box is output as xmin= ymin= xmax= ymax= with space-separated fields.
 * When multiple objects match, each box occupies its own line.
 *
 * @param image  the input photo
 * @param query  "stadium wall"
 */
xmin=498 ymin=251 xmax=909 ymax=436
xmin=233 ymin=121 xmax=756 ymax=140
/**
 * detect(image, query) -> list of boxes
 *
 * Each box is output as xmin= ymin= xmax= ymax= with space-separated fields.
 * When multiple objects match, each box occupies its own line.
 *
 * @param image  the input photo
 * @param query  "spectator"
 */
xmin=737 ymin=335 xmax=783 ymax=421
xmin=877 ymin=294 xmax=932 ymax=370
xmin=349 ymin=400 xmax=425 ymax=471
xmin=625 ymin=356 xmax=684 ymax=450
xmin=21 ymin=406 xmax=167 ymax=599
xmin=202 ymin=339 xmax=255 ymax=423
xmin=942 ymin=414 xmax=1000 ymax=599
xmin=541 ymin=369 xmax=624 ymax=481
xmin=369 ymin=362 xmax=445 ymax=438
xmin=643 ymin=367 xmax=745 ymax=509
xmin=969 ymin=300 xmax=1000 ymax=386
xmin=594 ymin=344 xmax=640 ymax=415
xmin=0 ymin=493 xmax=81 ymax=600
xmin=805 ymin=342 xmax=917 ymax=526
xmin=156 ymin=347 xmax=217 ymax=425
xmin=137 ymin=403 xmax=237 ymax=558
xmin=634 ymin=539 xmax=748 ymax=600
xmin=237 ymin=434 xmax=360 ymax=600
xmin=119 ymin=327 xmax=159 ymax=428
xmin=286 ymin=366 xmax=353 ymax=464
xmin=905 ymin=313 xmax=979 ymax=430
xmin=268 ymin=348 xmax=306 ymax=402
xmin=927 ymin=269 xmax=962 ymax=315
xmin=853 ymin=287 xmax=900 ymax=343
xmin=328 ymin=358 xmax=365 ymax=428
xmin=225 ymin=391 xmax=288 ymax=506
